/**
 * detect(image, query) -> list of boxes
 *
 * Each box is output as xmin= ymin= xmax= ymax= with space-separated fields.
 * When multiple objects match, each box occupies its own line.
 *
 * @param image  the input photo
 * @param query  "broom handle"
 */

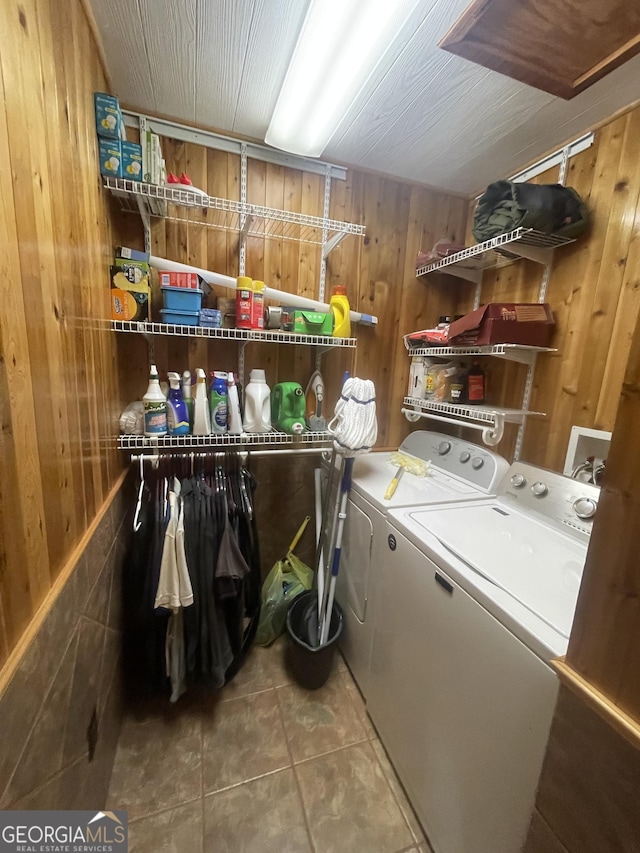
xmin=288 ymin=515 xmax=310 ymax=554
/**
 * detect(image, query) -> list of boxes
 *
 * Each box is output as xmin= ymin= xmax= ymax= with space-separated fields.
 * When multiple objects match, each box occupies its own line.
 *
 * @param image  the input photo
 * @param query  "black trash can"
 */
xmin=286 ymin=590 xmax=344 ymax=689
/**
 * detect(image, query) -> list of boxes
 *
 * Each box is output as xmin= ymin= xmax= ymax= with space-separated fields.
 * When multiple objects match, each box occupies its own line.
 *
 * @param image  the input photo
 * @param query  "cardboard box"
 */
xmin=121 ymin=141 xmax=143 ymax=180
xmin=94 ymin=92 xmax=122 ymax=139
xmin=111 ymin=266 xmax=150 ymax=321
xmin=447 ymin=303 xmax=555 ymax=347
xmin=292 ymin=310 xmax=334 ymax=336
xmin=113 ymin=259 xmax=149 ymax=285
xmin=159 ymin=271 xmax=200 ymax=289
xmin=117 ymin=246 xmax=149 ymax=263
xmin=98 ymin=139 xmax=122 ymax=178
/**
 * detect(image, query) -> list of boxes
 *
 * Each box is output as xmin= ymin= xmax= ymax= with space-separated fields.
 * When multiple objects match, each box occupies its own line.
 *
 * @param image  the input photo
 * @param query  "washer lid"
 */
xmin=351 ymin=453 xmax=480 ymax=511
xmin=406 ymin=503 xmax=587 ymax=638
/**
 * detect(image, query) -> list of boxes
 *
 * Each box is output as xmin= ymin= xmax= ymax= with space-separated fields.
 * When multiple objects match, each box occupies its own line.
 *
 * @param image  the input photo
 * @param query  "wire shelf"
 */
xmin=403 ymin=396 xmax=546 ymax=425
xmin=415 ymin=228 xmax=576 ymax=279
xmin=404 ymin=343 xmax=556 ymax=365
xmin=118 ymin=431 xmax=334 ymax=450
xmin=111 ymin=320 xmax=357 ymax=348
xmin=104 ymin=177 xmax=366 ymax=246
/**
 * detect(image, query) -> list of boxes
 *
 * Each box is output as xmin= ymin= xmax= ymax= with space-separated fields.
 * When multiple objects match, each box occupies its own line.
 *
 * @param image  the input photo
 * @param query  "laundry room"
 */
xmin=1 ymin=1 xmax=640 ymax=852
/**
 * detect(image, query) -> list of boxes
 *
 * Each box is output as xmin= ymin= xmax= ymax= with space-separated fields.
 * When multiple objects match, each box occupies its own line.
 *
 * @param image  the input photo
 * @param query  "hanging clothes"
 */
xmin=122 ymin=453 xmax=262 ymax=702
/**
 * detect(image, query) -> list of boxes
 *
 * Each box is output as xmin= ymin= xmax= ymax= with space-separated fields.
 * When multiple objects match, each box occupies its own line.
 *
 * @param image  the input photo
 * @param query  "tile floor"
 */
xmin=107 ymin=637 xmax=433 ymax=853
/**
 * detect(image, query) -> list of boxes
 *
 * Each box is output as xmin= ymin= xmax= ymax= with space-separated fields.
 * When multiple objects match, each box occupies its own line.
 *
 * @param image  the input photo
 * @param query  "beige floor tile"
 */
xmin=295 ymin=741 xmax=414 ymax=853
xmin=203 ymin=768 xmax=311 ymax=853
xmin=276 ymin=676 xmax=367 ymax=763
xmin=340 ymin=668 xmax=377 ymax=739
xmin=371 ymin=739 xmax=426 ymax=845
xmin=128 ymin=799 xmax=202 ymax=853
xmin=264 ymin=635 xmax=294 ymax=687
xmin=222 ymin=644 xmax=277 ymax=699
xmin=108 ymin=713 xmax=202 ymax=821
xmin=203 ymin=689 xmax=290 ymax=793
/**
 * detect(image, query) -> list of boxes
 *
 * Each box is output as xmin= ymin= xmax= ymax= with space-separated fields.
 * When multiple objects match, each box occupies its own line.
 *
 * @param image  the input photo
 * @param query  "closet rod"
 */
xmin=130 ymin=447 xmax=331 ymax=464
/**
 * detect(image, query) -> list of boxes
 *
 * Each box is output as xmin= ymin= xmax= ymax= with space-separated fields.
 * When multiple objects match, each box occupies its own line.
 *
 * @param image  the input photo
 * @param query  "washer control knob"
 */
xmin=438 ymin=441 xmax=452 ymax=455
xmin=471 ymin=457 xmax=484 ymax=470
xmin=511 ymin=473 xmax=526 ymax=488
xmin=459 ymin=451 xmax=471 ymax=463
xmin=531 ymin=481 xmax=548 ymax=497
xmin=573 ymin=497 xmax=598 ymax=519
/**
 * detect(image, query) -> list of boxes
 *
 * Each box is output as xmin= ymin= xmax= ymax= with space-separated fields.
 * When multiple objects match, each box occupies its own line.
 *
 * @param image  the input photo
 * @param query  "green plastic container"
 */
xmin=271 ymin=382 xmax=306 ymax=434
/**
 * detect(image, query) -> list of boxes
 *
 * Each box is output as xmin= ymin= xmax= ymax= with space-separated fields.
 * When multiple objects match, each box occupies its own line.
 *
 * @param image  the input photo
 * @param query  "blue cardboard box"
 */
xmin=98 ymin=139 xmax=122 ymax=178
xmin=94 ymin=92 xmax=122 ymax=139
xmin=121 ymin=141 xmax=143 ymax=181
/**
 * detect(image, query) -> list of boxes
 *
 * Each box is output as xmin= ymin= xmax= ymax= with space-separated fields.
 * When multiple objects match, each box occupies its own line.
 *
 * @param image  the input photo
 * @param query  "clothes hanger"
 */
xmin=133 ymin=455 xmax=145 ymax=532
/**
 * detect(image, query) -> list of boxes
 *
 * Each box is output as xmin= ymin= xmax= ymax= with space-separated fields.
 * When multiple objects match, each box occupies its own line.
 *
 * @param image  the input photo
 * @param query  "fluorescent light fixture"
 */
xmin=265 ymin=0 xmax=421 ymax=157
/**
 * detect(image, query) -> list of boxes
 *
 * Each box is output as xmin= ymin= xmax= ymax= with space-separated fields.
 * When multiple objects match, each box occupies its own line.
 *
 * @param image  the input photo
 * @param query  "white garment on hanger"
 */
xmin=155 ymin=478 xmax=194 ymax=610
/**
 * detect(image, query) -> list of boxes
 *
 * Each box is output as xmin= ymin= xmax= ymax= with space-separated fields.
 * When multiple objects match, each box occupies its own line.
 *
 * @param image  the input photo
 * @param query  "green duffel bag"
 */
xmin=472 ymin=180 xmax=589 ymax=243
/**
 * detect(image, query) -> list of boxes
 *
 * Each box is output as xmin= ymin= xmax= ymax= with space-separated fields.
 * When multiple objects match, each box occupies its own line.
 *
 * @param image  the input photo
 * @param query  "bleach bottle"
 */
xmin=210 ymin=371 xmax=228 ymax=434
xmin=143 ymin=364 xmax=167 ymax=436
xmin=243 ymin=369 xmax=271 ymax=432
xmin=166 ymin=372 xmax=190 ymax=435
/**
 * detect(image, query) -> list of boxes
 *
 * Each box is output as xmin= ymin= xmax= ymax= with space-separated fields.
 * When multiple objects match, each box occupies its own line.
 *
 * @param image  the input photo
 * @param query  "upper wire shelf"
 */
xmin=415 ymin=228 xmax=576 ymax=282
xmin=112 ymin=320 xmax=357 ymax=348
xmin=118 ymin=431 xmax=333 ymax=450
xmin=404 ymin=343 xmax=555 ymax=366
xmin=104 ymin=177 xmax=366 ymax=246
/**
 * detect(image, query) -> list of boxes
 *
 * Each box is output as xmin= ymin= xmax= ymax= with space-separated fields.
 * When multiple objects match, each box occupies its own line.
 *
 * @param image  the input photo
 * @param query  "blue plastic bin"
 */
xmin=160 ymin=308 xmax=200 ymax=326
xmin=161 ymin=285 xmax=203 ymax=312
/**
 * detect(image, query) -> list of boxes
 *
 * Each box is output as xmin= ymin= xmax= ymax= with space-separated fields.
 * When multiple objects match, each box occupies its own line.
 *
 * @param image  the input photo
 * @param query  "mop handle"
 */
xmin=320 ymin=457 xmax=354 ymax=646
xmin=288 ymin=515 xmax=310 ymax=554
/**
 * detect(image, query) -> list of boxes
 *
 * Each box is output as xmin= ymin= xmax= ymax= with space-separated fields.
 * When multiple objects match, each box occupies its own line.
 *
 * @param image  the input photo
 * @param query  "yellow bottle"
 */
xmin=329 ymin=285 xmax=351 ymax=337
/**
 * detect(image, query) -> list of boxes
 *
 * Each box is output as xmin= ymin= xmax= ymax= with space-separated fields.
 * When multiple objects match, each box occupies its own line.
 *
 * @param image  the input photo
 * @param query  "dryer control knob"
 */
xmin=511 ymin=473 xmax=526 ymax=488
xmin=531 ymin=481 xmax=548 ymax=497
xmin=573 ymin=497 xmax=598 ymax=519
xmin=438 ymin=441 xmax=451 ymax=455
xmin=459 ymin=451 xmax=471 ymax=463
xmin=471 ymin=457 xmax=484 ymax=470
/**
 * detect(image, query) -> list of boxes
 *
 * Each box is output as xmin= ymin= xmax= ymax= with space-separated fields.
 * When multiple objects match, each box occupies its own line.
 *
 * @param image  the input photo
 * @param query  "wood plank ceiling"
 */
xmin=90 ymin=0 xmax=640 ymax=194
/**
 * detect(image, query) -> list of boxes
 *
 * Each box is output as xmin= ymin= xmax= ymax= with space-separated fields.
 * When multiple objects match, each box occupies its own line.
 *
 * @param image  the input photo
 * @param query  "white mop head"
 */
xmin=327 ymin=378 xmax=378 ymax=457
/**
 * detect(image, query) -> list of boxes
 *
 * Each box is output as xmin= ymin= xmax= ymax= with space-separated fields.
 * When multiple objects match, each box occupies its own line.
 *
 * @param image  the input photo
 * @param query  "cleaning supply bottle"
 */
xmin=252 ymin=280 xmax=265 ymax=329
xmin=192 ymin=368 xmax=211 ymax=435
xmin=271 ymin=382 xmax=305 ymax=434
xmin=243 ymin=369 xmax=271 ymax=432
xmin=143 ymin=364 xmax=167 ymax=436
xmin=464 ymin=360 xmax=486 ymax=405
xmin=166 ymin=372 xmax=190 ymax=435
xmin=305 ymin=369 xmax=326 ymax=430
xmin=209 ymin=371 xmax=228 ymax=433
xmin=329 ymin=285 xmax=351 ymax=337
xmin=227 ymin=372 xmax=243 ymax=435
xmin=182 ymin=370 xmax=194 ymax=431
xmin=235 ymin=276 xmax=253 ymax=329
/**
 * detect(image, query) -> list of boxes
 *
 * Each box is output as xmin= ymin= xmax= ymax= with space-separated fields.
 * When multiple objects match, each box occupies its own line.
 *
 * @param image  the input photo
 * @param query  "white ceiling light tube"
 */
xmin=265 ymin=0 xmax=421 ymax=157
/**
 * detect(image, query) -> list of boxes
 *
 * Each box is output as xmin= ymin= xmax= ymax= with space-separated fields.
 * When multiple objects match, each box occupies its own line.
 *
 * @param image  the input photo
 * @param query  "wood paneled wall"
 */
xmin=448 ymin=107 xmax=640 ymax=469
xmin=114 ymin=139 xmax=469 ymax=450
xmin=0 ymin=0 xmax=123 ymax=669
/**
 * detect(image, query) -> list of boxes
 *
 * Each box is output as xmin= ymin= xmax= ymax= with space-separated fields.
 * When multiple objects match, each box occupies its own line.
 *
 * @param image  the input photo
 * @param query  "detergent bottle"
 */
xmin=166 ymin=372 xmax=190 ymax=435
xmin=192 ymin=368 xmax=211 ymax=435
xmin=210 ymin=371 xmax=228 ymax=433
xmin=329 ymin=285 xmax=351 ymax=337
xmin=227 ymin=372 xmax=243 ymax=435
xmin=243 ymin=369 xmax=271 ymax=432
xmin=143 ymin=364 xmax=167 ymax=436
xmin=271 ymin=382 xmax=305 ymax=434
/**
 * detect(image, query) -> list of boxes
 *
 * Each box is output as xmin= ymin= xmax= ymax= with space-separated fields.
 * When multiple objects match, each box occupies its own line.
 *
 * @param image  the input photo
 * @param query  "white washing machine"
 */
xmin=327 ymin=430 xmax=509 ymax=697
xmin=368 ymin=462 xmax=601 ymax=853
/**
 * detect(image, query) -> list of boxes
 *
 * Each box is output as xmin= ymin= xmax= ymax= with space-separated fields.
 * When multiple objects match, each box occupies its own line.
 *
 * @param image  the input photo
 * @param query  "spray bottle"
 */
xmin=210 ymin=371 xmax=228 ymax=433
xmin=227 ymin=372 xmax=243 ymax=435
xmin=182 ymin=370 xmax=194 ymax=431
xmin=143 ymin=364 xmax=167 ymax=436
xmin=166 ymin=372 xmax=190 ymax=435
xmin=192 ymin=368 xmax=211 ymax=435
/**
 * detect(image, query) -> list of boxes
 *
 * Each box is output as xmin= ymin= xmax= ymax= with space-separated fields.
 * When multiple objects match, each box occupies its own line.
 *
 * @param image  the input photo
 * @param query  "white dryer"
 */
xmin=327 ymin=430 xmax=509 ymax=697
xmin=368 ymin=463 xmax=600 ymax=853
